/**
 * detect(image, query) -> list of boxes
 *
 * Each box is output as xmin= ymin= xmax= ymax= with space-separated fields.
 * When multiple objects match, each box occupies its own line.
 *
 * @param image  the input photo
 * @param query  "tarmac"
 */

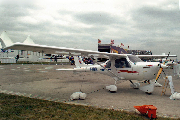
xmin=0 ymin=64 xmax=179 ymax=119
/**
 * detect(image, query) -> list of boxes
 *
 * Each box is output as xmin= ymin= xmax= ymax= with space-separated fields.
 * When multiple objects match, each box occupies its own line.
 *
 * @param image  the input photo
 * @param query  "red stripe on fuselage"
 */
xmin=118 ymin=70 xmax=138 ymax=73
xmin=146 ymin=65 xmax=153 ymax=66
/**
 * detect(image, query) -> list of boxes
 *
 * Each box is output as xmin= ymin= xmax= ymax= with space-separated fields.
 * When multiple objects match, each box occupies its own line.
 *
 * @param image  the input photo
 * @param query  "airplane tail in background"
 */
xmin=74 ymin=56 xmax=86 ymax=68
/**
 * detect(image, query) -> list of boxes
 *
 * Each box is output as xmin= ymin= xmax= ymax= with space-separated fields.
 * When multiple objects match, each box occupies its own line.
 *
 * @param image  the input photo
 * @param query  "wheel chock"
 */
xmin=134 ymin=105 xmax=157 ymax=119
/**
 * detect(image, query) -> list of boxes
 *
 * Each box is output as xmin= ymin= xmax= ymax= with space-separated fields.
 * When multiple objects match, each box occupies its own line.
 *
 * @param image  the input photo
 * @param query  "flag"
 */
xmin=121 ymin=43 xmax=124 ymax=46
xmin=98 ymin=39 xmax=101 ymax=44
xmin=110 ymin=39 xmax=114 ymax=44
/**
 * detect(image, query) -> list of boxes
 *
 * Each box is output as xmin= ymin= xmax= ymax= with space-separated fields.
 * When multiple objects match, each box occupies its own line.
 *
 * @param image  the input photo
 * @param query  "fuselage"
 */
xmin=74 ymin=55 xmax=161 ymax=81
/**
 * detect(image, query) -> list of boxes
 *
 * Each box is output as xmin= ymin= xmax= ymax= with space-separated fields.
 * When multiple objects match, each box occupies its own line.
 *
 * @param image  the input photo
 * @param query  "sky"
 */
xmin=0 ymin=0 xmax=179 ymax=59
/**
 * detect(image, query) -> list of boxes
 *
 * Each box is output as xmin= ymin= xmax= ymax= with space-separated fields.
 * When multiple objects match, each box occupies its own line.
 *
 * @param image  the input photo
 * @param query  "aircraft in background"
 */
xmin=5 ymin=43 xmax=177 ymax=94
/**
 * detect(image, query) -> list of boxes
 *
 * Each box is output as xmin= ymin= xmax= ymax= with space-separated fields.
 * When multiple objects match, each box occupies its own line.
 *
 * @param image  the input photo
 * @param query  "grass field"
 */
xmin=0 ymin=93 xmax=175 ymax=120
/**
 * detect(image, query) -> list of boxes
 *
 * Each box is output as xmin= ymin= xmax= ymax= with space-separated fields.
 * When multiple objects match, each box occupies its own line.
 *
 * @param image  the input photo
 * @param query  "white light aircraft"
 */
xmin=5 ymin=43 xmax=177 ymax=94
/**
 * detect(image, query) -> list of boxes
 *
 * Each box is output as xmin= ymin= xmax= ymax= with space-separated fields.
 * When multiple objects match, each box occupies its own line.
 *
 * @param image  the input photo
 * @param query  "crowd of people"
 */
xmin=49 ymin=55 xmax=93 ymax=65
xmin=82 ymin=57 xmax=93 ymax=64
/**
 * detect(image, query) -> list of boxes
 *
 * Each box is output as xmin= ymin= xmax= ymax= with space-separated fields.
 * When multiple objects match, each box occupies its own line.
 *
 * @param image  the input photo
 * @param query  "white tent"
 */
xmin=0 ymin=31 xmax=13 ymax=48
xmin=23 ymin=35 xmax=35 ymax=44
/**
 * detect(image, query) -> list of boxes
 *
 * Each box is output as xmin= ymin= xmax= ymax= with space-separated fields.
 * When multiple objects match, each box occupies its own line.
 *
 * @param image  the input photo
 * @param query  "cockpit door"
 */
xmin=131 ymin=64 xmax=143 ymax=80
xmin=113 ymin=57 xmax=133 ymax=80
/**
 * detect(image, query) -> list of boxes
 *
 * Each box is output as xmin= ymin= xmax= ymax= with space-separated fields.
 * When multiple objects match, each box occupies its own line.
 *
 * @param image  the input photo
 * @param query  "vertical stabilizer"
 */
xmin=74 ymin=56 xmax=94 ymax=68
xmin=74 ymin=56 xmax=87 ymax=68
xmin=0 ymin=31 xmax=13 ymax=48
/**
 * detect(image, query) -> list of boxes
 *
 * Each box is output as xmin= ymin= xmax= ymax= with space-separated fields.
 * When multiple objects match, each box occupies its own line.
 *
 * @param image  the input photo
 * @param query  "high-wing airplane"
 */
xmin=4 ymin=42 xmax=177 ymax=94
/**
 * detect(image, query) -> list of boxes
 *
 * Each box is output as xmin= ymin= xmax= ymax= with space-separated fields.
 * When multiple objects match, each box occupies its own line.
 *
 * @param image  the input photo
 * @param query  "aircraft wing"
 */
xmin=136 ymin=55 xmax=177 ymax=59
xmin=4 ymin=42 xmax=128 ymax=58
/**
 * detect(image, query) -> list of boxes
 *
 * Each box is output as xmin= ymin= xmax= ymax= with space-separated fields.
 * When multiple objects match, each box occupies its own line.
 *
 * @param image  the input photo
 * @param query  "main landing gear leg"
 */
xmin=129 ymin=80 xmax=140 ymax=89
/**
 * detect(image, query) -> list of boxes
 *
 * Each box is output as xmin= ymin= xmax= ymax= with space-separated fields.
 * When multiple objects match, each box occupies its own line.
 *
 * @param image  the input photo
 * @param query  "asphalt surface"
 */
xmin=0 ymin=64 xmax=179 ymax=118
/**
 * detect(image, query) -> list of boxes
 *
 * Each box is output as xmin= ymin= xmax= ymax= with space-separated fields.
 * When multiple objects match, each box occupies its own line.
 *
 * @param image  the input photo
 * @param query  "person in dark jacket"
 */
xmin=16 ymin=54 xmax=19 ymax=63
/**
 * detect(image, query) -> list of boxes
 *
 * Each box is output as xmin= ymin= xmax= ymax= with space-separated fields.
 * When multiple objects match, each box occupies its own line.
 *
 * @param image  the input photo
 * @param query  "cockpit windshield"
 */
xmin=128 ymin=55 xmax=143 ymax=62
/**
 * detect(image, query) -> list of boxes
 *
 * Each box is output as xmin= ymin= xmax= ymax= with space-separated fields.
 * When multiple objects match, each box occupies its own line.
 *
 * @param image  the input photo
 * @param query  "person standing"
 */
xmin=54 ymin=55 xmax=57 ymax=63
xmin=16 ymin=54 xmax=19 ymax=63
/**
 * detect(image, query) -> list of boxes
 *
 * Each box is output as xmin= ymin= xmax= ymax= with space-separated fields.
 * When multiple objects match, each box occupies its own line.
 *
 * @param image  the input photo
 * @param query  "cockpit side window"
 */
xmin=115 ymin=58 xmax=131 ymax=68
